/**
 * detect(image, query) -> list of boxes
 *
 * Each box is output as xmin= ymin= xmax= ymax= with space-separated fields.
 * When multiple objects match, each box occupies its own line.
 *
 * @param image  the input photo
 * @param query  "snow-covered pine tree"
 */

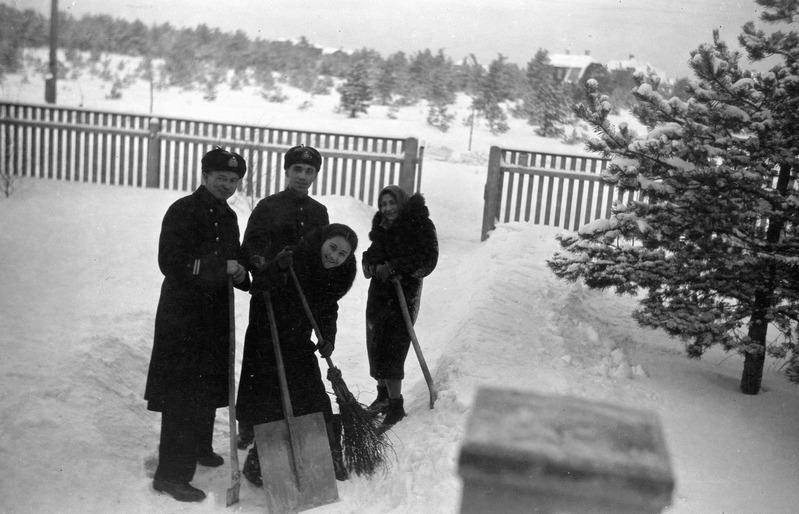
xmin=426 ymin=51 xmax=457 ymax=132
xmin=547 ymin=0 xmax=799 ymax=395
xmin=337 ymin=60 xmax=373 ymax=118
xmin=519 ymin=49 xmax=572 ymax=138
xmin=471 ymin=54 xmax=516 ymax=134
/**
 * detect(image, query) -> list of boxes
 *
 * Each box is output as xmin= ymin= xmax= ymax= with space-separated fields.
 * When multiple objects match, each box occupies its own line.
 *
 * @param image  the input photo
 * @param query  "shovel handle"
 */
xmin=392 ymin=276 xmax=437 ymax=409
xmin=264 ymin=291 xmax=295 ymax=418
xmin=226 ymin=276 xmax=241 ymax=504
xmin=264 ymin=290 xmax=307 ymax=491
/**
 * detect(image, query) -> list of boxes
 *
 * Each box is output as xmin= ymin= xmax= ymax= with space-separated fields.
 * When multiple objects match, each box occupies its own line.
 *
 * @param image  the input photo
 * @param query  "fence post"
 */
xmin=481 ymin=146 xmax=503 ymax=241
xmin=399 ymin=137 xmax=418 ymax=193
xmin=146 ymin=117 xmax=161 ymax=188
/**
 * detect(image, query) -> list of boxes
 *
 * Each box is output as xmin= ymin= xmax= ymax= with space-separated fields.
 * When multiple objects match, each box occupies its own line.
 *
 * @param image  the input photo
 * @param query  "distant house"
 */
xmin=606 ymin=55 xmax=667 ymax=81
xmin=548 ymin=52 xmax=608 ymax=84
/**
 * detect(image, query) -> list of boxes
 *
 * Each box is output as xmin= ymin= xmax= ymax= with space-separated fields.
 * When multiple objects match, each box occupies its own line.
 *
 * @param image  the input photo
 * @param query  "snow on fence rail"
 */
xmin=481 ymin=145 xmax=635 ymax=240
xmin=0 ymin=101 xmax=423 ymax=207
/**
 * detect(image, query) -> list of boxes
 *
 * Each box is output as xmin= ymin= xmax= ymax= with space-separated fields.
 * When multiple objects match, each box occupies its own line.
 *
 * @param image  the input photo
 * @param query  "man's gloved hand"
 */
xmin=317 ymin=339 xmax=334 ymax=358
xmin=249 ymin=255 xmax=267 ymax=272
xmin=375 ymin=263 xmax=393 ymax=282
xmin=363 ymin=264 xmax=374 ymax=279
xmin=276 ymin=248 xmax=293 ymax=270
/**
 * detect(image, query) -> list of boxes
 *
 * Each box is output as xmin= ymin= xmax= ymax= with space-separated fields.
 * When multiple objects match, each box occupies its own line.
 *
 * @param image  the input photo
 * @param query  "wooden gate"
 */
xmin=481 ymin=145 xmax=635 ymax=240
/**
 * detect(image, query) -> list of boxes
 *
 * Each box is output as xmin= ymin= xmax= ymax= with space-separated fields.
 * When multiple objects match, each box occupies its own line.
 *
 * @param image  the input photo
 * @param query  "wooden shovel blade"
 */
xmin=254 ymin=411 xmax=338 ymax=513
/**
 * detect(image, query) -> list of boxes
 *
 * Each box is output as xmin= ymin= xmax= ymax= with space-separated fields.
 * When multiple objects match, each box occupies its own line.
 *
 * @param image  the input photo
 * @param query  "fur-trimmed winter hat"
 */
xmin=284 ymin=144 xmax=322 ymax=172
xmin=201 ymin=146 xmax=247 ymax=178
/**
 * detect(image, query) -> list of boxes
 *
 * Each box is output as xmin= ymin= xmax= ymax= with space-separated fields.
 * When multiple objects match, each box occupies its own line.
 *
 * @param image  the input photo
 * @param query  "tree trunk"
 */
xmin=740 ymin=162 xmax=792 ymax=394
xmin=740 ymin=290 xmax=769 ymax=395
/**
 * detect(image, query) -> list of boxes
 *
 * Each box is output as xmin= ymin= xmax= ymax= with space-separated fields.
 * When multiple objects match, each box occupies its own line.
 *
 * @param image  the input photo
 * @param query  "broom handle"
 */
xmin=288 ymin=265 xmax=335 ymax=369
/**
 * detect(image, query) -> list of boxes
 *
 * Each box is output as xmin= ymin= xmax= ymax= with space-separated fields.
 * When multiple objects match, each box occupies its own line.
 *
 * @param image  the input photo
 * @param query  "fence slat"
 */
xmin=481 ymin=146 xmax=615 ymax=240
xmin=0 ymin=101 xmax=422 ymax=208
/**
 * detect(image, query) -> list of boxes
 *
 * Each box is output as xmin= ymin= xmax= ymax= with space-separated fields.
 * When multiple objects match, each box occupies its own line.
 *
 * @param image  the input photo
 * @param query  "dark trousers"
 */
xmin=154 ymin=406 xmax=216 ymax=483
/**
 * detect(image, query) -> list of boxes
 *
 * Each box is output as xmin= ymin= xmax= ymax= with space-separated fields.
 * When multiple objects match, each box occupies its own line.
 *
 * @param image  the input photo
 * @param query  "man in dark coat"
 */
xmin=237 ymin=144 xmax=329 ymax=484
xmin=362 ymin=185 xmax=439 ymax=427
xmin=144 ymin=147 xmax=250 ymax=503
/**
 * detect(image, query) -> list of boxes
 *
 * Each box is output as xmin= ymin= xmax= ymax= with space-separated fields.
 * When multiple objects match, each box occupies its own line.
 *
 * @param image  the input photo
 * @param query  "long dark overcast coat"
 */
xmin=145 ymin=185 xmax=250 ymax=412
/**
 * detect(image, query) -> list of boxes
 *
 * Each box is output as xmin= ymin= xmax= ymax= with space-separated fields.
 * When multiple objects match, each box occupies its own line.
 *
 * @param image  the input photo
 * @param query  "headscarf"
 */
xmin=378 ymin=185 xmax=409 ymax=229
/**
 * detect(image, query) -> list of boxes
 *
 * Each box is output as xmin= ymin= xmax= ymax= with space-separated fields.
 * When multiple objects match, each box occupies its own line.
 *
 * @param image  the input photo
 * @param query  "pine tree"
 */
xmin=518 ymin=49 xmax=572 ymax=138
xmin=337 ymin=60 xmax=373 ymax=118
xmin=471 ymin=54 xmax=517 ymax=134
xmin=374 ymin=53 xmax=403 ymax=105
xmin=0 ymin=5 xmax=27 ymax=78
xmin=425 ymin=50 xmax=457 ymax=131
xmin=547 ymin=0 xmax=799 ymax=395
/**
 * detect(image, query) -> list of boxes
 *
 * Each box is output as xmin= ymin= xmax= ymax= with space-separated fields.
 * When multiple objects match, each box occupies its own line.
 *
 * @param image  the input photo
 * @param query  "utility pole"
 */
xmin=467 ymin=54 xmax=479 ymax=152
xmin=45 ymin=0 xmax=58 ymax=103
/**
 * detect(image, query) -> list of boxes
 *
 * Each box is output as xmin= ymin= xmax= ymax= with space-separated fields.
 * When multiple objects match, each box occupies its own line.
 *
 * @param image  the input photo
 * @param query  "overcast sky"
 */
xmin=11 ymin=0 xmax=769 ymax=78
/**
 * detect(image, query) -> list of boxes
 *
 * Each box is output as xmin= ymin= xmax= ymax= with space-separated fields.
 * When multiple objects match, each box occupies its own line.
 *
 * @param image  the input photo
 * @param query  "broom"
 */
xmin=288 ymin=265 xmax=390 ymax=478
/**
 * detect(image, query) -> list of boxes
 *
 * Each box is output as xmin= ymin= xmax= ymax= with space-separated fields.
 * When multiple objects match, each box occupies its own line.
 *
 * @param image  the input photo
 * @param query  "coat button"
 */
xmin=216 ymin=237 xmax=220 ymax=242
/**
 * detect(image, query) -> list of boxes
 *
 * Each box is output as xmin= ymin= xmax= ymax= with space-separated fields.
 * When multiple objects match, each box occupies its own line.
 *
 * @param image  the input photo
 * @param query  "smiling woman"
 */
xmin=321 ymin=235 xmax=353 ymax=269
xmin=236 ymin=222 xmax=359 ymax=483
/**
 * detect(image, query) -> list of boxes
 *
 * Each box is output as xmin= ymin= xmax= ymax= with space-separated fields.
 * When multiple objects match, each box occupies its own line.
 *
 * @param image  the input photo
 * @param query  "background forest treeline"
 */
xmin=0 ymin=5 xmax=690 ymax=137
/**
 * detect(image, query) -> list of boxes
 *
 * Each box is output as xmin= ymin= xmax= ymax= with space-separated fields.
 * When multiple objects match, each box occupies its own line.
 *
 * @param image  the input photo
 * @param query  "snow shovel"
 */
xmin=391 ymin=276 xmax=437 ymax=409
xmin=226 ymin=276 xmax=241 ymax=507
xmin=253 ymin=291 xmax=338 ymax=513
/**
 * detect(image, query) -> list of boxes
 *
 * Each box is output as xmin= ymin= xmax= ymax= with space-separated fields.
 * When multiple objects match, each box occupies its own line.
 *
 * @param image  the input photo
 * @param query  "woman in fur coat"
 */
xmin=362 ymin=185 xmax=438 ymax=427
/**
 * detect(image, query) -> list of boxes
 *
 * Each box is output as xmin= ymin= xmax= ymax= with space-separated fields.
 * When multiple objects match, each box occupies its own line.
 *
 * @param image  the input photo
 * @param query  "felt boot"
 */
xmin=365 ymin=385 xmax=390 ymax=416
xmin=382 ymin=397 xmax=406 ymax=426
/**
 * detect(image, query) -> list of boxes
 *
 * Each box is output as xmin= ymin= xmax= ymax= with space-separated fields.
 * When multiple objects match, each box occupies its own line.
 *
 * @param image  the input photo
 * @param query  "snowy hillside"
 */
xmin=1 ymin=61 xmax=799 ymax=514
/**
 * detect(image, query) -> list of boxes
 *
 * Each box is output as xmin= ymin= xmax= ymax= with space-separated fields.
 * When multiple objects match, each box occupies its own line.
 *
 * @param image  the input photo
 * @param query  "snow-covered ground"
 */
xmin=2 ymin=61 xmax=799 ymax=514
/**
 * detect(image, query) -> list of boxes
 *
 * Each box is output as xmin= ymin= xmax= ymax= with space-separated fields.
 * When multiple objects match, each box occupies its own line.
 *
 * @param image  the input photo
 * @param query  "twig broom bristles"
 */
xmin=288 ymin=265 xmax=390 ymax=477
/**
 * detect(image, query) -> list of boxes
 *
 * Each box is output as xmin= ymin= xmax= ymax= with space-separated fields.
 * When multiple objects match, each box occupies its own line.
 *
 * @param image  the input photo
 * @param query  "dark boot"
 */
xmin=153 ymin=478 xmax=206 ymax=502
xmin=365 ymin=385 xmax=390 ymax=415
xmin=382 ymin=397 xmax=406 ymax=426
xmin=326 ymin=415 xmax=349 ymax=481
xmin=237 ymin=422 xmax=254 ymax=449
xmin=196 ymin=451 xmax=224 ymax=467
xmin=242 ymin=446 xmax=263 ymax=487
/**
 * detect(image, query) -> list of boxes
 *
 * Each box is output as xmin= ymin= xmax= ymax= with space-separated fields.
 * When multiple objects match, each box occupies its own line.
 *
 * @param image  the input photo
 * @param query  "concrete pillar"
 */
xmin=458 ymin=387 xmax=675 ymax=513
